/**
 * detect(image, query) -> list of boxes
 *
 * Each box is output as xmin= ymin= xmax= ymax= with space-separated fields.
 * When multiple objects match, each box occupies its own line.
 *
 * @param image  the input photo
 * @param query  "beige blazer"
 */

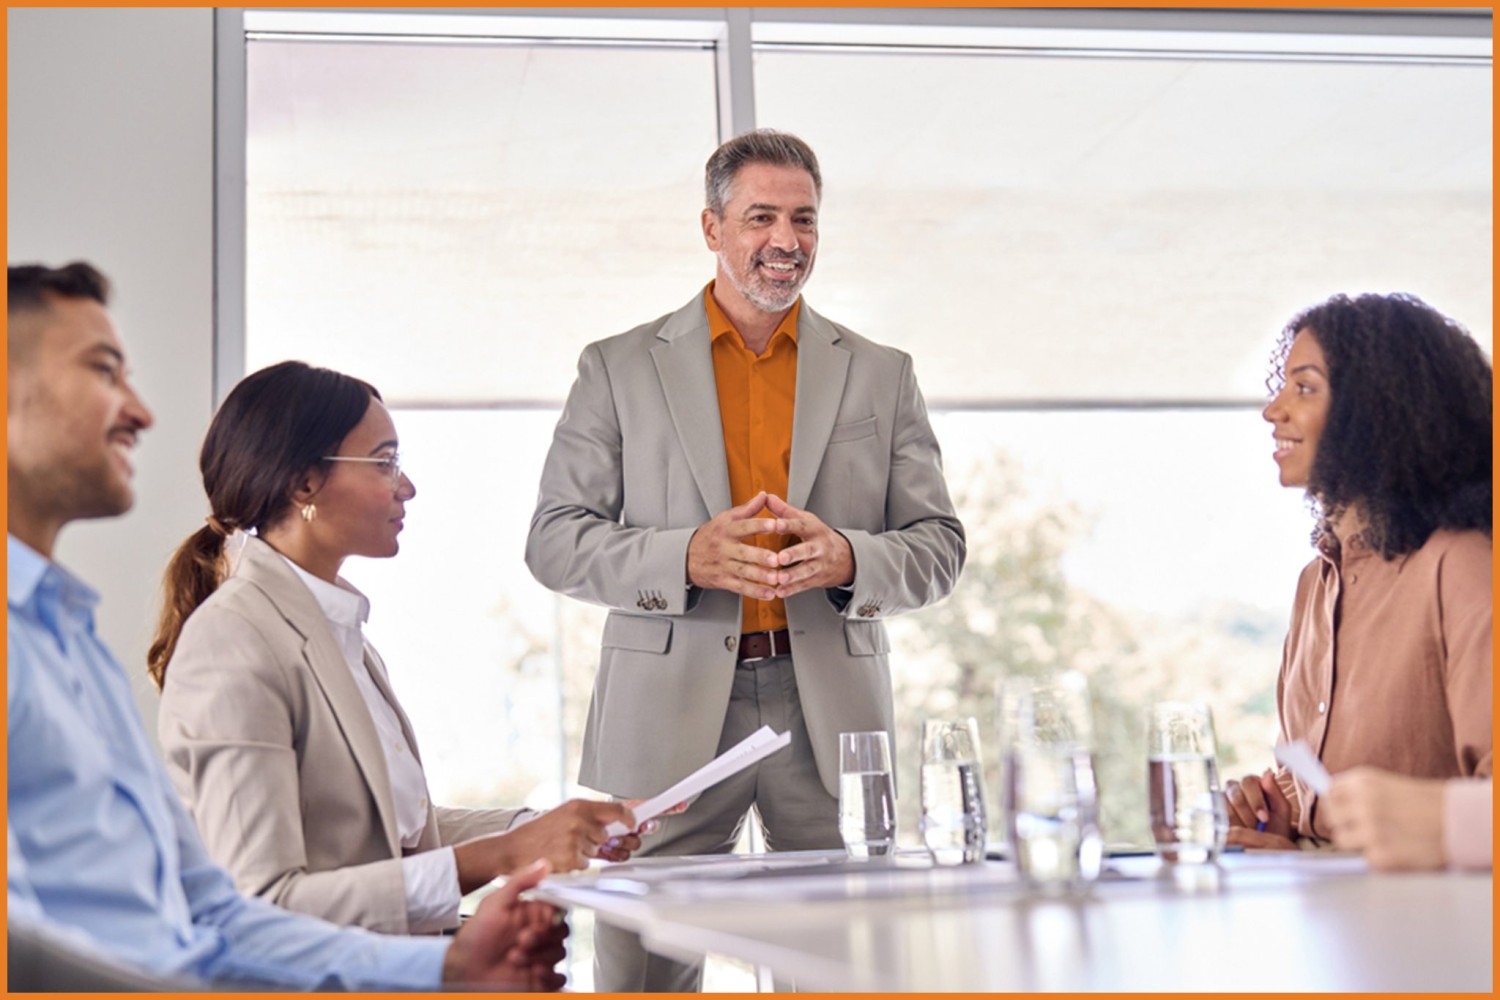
xmin=526 ymin=291 xmax=966 ymax=798
xmin=157 ymin=536 xmax=528 ymax=934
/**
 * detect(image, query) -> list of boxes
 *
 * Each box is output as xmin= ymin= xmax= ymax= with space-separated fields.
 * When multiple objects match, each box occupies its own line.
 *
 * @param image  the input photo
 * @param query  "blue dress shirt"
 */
xmin=6 ymin=534 xmax=449 ymax=989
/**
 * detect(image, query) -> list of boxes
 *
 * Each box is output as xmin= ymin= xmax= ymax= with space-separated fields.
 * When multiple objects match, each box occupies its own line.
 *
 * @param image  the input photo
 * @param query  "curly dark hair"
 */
xmin=1268 ymin=292 xmax=1491 ymax=559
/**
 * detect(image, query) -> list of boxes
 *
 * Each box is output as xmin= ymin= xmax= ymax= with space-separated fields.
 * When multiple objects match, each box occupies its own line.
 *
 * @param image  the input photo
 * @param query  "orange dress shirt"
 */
xmin=705 ymin=283 xmax=799 ymax=633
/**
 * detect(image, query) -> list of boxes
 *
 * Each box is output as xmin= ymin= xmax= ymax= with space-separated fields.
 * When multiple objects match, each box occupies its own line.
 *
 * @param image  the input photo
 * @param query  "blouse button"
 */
xmin=1317 ymin=701 xmax=1327 ymax=715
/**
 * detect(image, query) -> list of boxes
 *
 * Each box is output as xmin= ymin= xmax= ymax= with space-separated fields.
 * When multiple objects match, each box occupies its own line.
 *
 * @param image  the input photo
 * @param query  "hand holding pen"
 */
xmin=1224 ymin=768 xmax=1298 ymax=849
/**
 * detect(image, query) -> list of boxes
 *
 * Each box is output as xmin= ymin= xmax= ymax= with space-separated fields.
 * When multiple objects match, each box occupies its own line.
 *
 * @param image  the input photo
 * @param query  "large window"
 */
xmin=230 ymin=7 xmax=1491 ymax=989
xmin=747 ymin=20 xmax=1492 ymax=844
xmin=245 ymin=23 xmax=723 ymax=797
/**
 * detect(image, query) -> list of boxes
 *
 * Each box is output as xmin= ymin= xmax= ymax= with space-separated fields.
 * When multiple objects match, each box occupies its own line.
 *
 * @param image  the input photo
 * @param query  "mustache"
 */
xmin=753 ymin=248 xmax=808 ymax=267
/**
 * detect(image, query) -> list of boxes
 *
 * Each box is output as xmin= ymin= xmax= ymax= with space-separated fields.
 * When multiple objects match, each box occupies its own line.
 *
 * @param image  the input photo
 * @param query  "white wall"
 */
xmin=8 ymin=7 xmax=215 ymax=737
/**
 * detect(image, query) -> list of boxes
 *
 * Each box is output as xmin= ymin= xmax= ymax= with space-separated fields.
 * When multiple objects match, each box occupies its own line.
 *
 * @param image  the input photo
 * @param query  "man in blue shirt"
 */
xmin=6 ymin=261 xmax=568 ymax=991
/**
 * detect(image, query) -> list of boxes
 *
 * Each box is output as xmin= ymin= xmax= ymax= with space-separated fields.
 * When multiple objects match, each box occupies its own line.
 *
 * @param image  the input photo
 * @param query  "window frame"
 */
xmin=213 ymin=5 xmax=1490 ymax=404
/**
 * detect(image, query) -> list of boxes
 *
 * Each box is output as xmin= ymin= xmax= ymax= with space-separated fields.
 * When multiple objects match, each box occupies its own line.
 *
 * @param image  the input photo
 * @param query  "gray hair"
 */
xmin=704 ymin=129 xmax=822 ymax=217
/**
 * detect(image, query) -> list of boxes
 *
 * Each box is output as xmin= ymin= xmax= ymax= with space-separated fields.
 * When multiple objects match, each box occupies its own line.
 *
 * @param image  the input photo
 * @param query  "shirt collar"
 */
xmin=8 ymin=533 xmax=101 ymax=636
xmin=278 ymin=555 xmax=370 ymax=630
xmin=704 ymin=281 xmax=801 ymax=350
xmin=7 ymin=534 xmax=51 ymax=609
xmin=1315 ymin=527 xmax=1374 ymax=565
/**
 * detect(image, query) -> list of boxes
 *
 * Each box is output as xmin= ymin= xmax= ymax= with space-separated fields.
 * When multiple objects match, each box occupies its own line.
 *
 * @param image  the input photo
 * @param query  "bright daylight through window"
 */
xmin=236 ymin=9 xmax=1491 ymax=985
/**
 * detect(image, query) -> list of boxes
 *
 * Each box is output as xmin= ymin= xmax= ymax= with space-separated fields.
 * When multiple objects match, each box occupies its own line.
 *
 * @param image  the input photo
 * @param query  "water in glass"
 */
xmin=1004 ymin=745 xmax=1102 ymax=883
xmin=839 ymin=770 xmax=896 ymax=858
xmin=920 ymin=760 xmax=987 ymax=864
xmin=1145 ymin=702 xmax=1228 ymax=864
xmin=1148 ymin=751 xmax=1229 ymax=863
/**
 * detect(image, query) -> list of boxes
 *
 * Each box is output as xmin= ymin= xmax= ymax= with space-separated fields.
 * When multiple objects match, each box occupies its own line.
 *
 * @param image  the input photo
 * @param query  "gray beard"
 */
xmin=719 ymin=250 xmax=810 ymax=313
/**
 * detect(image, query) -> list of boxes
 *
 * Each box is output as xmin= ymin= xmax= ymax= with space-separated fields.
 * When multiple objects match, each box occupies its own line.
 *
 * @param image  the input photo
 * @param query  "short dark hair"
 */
xmin=704 ymin=129 xmax=822 ymax=217
xmin=1270 ymin=292 xmax=1492 ymax=557
xmin=8 ymin=261 xmax=110 ymax=314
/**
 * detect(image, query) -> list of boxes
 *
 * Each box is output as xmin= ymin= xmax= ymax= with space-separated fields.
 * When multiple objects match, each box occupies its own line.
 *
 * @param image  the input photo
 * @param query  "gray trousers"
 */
xmin=593 ymin=656 xmax=841 ymax=992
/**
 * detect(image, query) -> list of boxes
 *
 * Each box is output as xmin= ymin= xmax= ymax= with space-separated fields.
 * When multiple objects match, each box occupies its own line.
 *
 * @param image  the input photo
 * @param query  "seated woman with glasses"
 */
xmin=150 ymin=361 xmax=647 ymax=934
xmin=1225 ymin=293 xmax=1492 ymax=850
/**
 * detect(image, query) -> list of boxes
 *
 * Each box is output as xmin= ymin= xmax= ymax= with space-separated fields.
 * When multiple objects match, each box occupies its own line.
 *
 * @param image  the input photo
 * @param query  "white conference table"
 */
xmin=537 ymin=848 xmax=1491 ymax=992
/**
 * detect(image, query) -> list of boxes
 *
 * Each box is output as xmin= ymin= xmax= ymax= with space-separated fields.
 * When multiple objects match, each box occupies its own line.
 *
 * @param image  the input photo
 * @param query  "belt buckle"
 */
xmin=739 ymin=629 xmax=774 ymax=665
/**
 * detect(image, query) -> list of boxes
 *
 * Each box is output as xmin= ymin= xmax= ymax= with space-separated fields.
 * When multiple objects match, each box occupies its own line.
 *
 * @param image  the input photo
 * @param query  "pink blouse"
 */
xmin=1274 ymin=529 xmax=1493 ymax=840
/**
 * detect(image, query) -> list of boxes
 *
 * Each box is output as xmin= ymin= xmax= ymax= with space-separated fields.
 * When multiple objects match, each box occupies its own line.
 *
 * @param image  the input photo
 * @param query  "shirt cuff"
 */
xmin=1443 ymin=780 xmax=1493 ymax=871
xmin=402 ymin=846 xmax=463 ymax=933
xmin=508 ymin=808 xmax=540 ymax=829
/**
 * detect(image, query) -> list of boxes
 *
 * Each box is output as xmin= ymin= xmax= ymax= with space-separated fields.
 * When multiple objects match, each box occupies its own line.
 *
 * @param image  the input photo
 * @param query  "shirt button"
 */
xmin=1317 ymin=701 xmax=1327 ymax=715
xmin=419 ymin=797 xmax=427 ymax=810
xmin=394 ymin=742 xmax=405 ymax=752
xmin=725 ymin=636 xmax=737 ymax=652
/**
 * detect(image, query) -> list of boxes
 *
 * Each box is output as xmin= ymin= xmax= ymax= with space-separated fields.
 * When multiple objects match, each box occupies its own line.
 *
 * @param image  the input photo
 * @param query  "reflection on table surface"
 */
xmin=537 ymin=848 xmax=1492 ymax=992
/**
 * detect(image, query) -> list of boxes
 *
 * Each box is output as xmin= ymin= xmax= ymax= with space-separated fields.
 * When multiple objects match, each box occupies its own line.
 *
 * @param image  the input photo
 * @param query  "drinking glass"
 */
xmin=920 ymin=718 xmax=988 ymax=865
xmin=1146 ymin=701 xmax=1229 ymax=863
xmin=838 ymin=731 xmax=896 ymax=858
xmin=999 ymin=672 xmax=1103 ymax=886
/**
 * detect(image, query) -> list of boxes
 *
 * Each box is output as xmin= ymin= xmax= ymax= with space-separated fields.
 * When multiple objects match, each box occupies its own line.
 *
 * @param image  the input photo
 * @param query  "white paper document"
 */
xmin=1273 ymin=740 xmax=1332 ymax=796
xmin=604 ymin=725 xmax=792 ymax=837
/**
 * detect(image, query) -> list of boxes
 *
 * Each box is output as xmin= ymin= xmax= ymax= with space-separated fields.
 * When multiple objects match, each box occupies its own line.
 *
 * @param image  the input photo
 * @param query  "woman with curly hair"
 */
xmin=1224 ymin=293 xmax=1492 ymax=850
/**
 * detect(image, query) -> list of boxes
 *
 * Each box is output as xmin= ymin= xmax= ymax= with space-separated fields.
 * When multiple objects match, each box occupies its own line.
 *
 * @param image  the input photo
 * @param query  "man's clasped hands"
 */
xmin=687 ymin=491 xmax=855 ymax=600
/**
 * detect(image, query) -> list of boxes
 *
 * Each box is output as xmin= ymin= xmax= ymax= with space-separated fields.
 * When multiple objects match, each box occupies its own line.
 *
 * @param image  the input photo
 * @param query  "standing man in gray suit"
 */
xmin=526 ymin=129 xmax=965 ymax=991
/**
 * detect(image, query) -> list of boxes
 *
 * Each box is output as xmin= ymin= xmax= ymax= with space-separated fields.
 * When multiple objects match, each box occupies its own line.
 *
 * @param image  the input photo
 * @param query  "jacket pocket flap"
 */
xmin=602 ymin=614 xmax=673 ymax=654
xmin=827 ymin=415 xmax=878 ymax=444
xmin=844 ymin=619 xmax=890 ymax=656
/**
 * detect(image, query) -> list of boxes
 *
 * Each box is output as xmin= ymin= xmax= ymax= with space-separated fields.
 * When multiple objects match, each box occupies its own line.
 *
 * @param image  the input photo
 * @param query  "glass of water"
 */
xmin=838 ymin=730 xmax=896 ymax=858
xmin=920 ymin=717 xmax=988 ymax=865
xmin=1146 ymin=701 xmax=1229 ymax=864
xmin=999 ymin=672 xmax=1103 ymax=886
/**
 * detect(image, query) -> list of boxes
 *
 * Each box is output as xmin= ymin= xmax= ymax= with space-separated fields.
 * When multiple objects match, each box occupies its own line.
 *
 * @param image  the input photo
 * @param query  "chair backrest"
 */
xmin=7 ymin=920 xmax=198 ymax=992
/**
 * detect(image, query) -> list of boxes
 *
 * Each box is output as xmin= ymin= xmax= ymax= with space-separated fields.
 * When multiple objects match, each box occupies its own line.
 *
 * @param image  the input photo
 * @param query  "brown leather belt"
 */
xmin=737 ymin=629 xmax=791 ymax=666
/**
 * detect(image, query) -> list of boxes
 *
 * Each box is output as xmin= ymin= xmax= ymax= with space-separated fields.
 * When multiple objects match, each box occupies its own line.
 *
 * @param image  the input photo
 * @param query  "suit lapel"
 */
xmin=235 ymin=538 xmax=402 ymax=855
xmin=788 ymin=304 xmax=850 ymax=510
xmin=651 ymin=292 xmax=732 ymax=515
xmin=362 ymin=644 xmax=423 ymax=766
xmin=363 ymin=644 xmax=444 ymax=851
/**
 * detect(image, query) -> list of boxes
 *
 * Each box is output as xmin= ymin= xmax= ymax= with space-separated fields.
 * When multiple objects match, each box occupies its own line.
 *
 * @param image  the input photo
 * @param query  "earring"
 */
xmin=300 ymin=503 xmax=317 ymax=523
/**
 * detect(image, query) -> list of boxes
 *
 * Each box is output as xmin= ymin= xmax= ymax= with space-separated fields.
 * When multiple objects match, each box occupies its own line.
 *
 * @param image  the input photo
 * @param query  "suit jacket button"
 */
xmin=725 ymin=636 xmax=737 ymax=652
xmin=654 ymin=597 xmax=667 ymax=611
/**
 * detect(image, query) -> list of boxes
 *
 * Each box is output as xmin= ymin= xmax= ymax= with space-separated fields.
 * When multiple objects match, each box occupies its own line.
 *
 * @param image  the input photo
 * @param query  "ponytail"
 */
xmin=148 ymin=361 xmax=381 ymax=689
xmin=147 ymin=522 xmax=230 ymax=689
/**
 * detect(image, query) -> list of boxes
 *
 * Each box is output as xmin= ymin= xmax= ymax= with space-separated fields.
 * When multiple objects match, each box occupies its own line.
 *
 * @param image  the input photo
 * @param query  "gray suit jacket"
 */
xmin=157 ymin=536 xmax=528 ymax=934
xmin=526 ymin=291 xmax=965 ymax=798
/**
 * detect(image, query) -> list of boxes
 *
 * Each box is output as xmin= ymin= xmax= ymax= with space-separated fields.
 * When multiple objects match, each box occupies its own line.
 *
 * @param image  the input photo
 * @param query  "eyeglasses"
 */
xmin=321 ymin=452 xmax=403 ymax=488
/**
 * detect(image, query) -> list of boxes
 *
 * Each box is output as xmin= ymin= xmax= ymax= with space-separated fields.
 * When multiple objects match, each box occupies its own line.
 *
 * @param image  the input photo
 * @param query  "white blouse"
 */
xmin=281 ymin=557 xmax=461 ymax=933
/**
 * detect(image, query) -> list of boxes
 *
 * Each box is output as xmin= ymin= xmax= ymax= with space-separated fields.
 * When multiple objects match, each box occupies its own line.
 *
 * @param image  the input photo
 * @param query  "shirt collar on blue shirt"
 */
xmin=8 ymin=533 xmax=100 ymax=644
